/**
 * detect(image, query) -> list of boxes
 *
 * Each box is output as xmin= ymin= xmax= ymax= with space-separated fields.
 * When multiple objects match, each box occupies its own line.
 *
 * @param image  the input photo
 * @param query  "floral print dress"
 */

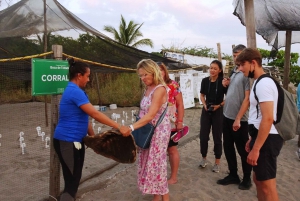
xmin=137 ymin=84 xmax=171 ymax=195
xmin=167 ymin=80 xmax=181 ymax=129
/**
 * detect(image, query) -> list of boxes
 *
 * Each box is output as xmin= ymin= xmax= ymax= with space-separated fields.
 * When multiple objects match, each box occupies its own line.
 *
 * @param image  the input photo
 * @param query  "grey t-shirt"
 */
xmin=223 ymin=70 xmax=250 ymax=121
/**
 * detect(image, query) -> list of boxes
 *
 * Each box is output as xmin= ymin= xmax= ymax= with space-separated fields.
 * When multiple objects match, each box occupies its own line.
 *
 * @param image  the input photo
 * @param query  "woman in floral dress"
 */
xmin=128 ymin=59 xmax=171 ymax=201
xmin=157 ymin=62 xmax=184 ymax=185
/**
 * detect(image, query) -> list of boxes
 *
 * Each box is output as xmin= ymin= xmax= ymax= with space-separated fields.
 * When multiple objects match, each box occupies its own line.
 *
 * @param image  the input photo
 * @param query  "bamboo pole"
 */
xmin=283 ymin=31 xmax=292 ymax=90
xmin=244 ymin=0 xmax=257 ymax=48
xmin=217 ymin=43 xmax=222 ymax=62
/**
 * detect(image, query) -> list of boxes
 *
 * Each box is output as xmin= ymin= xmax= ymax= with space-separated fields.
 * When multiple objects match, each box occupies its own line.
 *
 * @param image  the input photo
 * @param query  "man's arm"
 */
xmin=247 ymin=101 xmax=274 ymax=166
xmin=233 ymin=90 xmax=250 ymax=131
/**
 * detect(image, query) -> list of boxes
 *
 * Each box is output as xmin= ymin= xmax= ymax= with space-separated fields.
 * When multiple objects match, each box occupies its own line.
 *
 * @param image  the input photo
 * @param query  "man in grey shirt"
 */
xmin=216 ymin=44 xmax=252 ymax=190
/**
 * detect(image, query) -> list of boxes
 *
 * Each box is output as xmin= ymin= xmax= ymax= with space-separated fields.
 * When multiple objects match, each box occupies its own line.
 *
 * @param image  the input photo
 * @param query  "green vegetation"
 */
xmin=0 ymin=73 xmax=142 ymax=106
xmin=103 ymin=15 xmax=153 ymax=49
xmin=258 ymin=48 xmax=300 ymax=85
xmin=87 ymin=73 xmax=142 ymax=106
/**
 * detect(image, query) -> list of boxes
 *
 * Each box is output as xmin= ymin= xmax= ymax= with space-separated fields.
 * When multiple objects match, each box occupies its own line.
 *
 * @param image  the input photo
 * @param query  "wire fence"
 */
xmin=0 ymin=52 xmax=231 ymax=200
xmin=0 ymin=55 xmax=142 ymax=201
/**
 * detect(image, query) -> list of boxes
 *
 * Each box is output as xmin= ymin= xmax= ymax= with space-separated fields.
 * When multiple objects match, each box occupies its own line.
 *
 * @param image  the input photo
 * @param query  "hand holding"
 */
xmin=176 ymin=122 xmax=184 ymax=130
xmin=119 ymin=125 xmax=131 ymax=137
xmin=222 ymin=78 xmax=230 ymax=87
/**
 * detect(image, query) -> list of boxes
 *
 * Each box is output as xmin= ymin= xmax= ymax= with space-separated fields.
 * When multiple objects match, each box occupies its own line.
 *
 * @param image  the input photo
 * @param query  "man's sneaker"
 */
xmin=296 ymin=149 xmax=300 ymax=160
xmin=217 ymin=175 xmax=240 ymax=185
xmin=238 ymin=179 xmax=252 ymax=190
xmin=212 ymin=164 xmax=220 ymax=173
xmin=198 ymin=159 xmax=208 ymax=168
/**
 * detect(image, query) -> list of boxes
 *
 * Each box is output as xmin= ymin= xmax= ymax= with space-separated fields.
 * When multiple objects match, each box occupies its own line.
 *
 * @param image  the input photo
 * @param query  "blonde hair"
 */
xmin=137 ymin=59 xmax=166 ymax=86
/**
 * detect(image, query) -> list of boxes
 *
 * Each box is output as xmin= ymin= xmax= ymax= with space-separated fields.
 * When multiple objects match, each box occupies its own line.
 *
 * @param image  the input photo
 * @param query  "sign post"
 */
xmin=32 ymin=58 xmax=69 ymax=96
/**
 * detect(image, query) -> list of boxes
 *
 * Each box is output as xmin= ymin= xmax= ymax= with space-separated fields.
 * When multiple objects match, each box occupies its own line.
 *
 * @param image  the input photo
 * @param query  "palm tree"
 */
xmin=104 ymin=15 xmax=153 ymax=49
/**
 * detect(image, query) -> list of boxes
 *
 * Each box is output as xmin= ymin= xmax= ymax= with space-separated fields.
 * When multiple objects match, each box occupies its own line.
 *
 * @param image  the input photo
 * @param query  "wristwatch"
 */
xmin=129 ymin=125 xmax=134 ymax=131
xmin=219 ymin=104 xmax=222 ymax=108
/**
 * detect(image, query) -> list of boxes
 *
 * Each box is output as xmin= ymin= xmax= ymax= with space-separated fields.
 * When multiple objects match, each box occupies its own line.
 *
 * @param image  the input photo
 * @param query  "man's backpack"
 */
xmin=253 ymin=74 xmax=300 ymax=141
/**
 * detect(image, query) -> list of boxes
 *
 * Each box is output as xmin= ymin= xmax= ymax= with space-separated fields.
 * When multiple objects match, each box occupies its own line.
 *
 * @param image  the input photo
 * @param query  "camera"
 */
xmin=206 ymin=103 xmax=214 ymax=113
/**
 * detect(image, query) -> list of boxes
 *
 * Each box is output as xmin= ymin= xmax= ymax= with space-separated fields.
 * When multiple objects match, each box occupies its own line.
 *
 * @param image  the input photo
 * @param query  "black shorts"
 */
xmin=249 ymin=125 xmax=283 ymax=181
xmin=168 ymin=130 xmax=178 ymax=147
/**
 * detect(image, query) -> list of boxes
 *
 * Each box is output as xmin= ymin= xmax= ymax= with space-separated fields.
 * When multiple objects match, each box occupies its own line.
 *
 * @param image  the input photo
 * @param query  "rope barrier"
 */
xmin=0 ymin=51 xmax=53 ymax=62
xmin=62 ymin=53 xmax=136 ymax=72
xmin=0 ymin=51 xmax=206 ymax=73
xmin=62 ymin=53 xmax=207 ymax=72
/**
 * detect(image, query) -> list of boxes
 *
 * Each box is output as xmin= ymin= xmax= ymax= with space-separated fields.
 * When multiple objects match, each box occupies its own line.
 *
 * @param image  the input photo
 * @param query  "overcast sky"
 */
xmin=1 ymin=0 xmax=300 ymax=59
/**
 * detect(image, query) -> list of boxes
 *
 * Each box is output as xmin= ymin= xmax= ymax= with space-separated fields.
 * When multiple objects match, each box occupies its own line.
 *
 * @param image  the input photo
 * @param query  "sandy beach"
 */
xmin=77 ymin=137 xmax=300 ymax=201
xmin=77 ymin=108 xmax=300 ymax=201
xmin=0 ymin=102 xmax=300 ymax=201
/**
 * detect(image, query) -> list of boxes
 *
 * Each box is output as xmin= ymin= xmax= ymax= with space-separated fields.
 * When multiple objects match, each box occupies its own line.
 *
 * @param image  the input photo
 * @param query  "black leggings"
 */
xmin=199 ymin=108 xmax=223 ymax=159
xmin=53 ymin=139 xmax=85 ymax=200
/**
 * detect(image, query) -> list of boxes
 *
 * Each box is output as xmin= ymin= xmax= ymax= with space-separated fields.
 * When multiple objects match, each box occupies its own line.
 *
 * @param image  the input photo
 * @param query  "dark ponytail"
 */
xmin=67 ymin=58 xmax=89 ymax=80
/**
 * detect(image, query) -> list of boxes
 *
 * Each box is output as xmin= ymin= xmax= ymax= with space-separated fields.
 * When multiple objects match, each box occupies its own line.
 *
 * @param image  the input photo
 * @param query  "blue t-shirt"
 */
xmin=54 ymin=82 xmax=90 ymax=142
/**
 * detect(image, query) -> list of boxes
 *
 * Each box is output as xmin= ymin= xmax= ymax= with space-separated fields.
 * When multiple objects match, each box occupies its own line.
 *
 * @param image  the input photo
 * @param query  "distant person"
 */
xmin=199 ymin=60 xmax=227 ymax=173
xmin=157 ymin=62 xmax=184 ymax=184
xmin=130 ymin=59 xmax=171 ymax=201
xmin=53 ymin=58 xmax=131 ymax=201
xmin=217 ymin=44 xmax=253 ymax=190
xmin=237 ymin=48 xmax=283 ymax=201
xmin=297 ymin=83 xmax=300 ymax=160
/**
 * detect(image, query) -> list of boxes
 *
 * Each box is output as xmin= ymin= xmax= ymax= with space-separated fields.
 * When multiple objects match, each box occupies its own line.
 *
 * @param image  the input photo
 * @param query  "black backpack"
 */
xmin=253 ymin=74 xmax=300 ymax=141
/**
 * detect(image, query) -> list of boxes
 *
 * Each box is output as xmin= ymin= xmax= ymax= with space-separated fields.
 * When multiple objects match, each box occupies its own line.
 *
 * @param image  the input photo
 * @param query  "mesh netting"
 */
xmin=233 ymin=0 xmax=300 ymax=49
xmin=0 ymin=1 xmax=203 ymax=200
xmin=0 ymin=0 xmax=109 ymax=39
xmin=0 ymin=0 xmax=192 ymax=79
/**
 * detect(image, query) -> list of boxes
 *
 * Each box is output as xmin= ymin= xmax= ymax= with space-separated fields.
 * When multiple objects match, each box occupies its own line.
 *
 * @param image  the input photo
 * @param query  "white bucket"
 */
xmin=109 ymin=104 xmax=117 ymax=110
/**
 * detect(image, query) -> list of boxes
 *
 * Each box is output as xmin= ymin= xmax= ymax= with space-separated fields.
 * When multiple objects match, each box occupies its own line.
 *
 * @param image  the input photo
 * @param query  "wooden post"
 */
xmin=283 ymin=31 xmax=292 ymax=90
xmin=43 ymin=0 xmax=48 ymax=54
xmin=232 ymin=44 xmax=235 ymax=64
xmin=244 ymin=0 xmax=257 ymax=48
xmin=49 ymin=45 xmax=62 ymax=200
xmin=217 ymin=43 xmax=222 ymax=62
xmin=95 ymin=72 xmax=101 ymax=105
xmin=43 ymin=0 xmax=49 ymax=127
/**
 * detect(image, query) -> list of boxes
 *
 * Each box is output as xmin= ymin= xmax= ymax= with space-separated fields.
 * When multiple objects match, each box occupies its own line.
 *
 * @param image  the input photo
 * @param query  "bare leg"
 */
xmin=162 ymin=193 xmax=170 ymax=201
xmin=215 ymin=158 xmax=220 ymax=165
xmin=168 ymin=146 xmax=179 ymax=184
xmin=152 ymin=193 xmax=169 ymax=201
xmin=152 ymin=194 xmax=160 ymax=201
xmin=253 ymin=173 xmax=279 ymax=201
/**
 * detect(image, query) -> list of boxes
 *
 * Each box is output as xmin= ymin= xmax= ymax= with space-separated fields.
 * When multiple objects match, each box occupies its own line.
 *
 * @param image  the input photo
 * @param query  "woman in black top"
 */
xmin=198 ymin=60 xmax=227 ymax=173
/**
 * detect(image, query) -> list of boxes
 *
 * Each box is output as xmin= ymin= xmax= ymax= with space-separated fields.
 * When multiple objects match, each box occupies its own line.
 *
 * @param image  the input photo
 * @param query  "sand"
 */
xmin=0 ymin=102 xmax=300 ymax=201
xmin=77 ymin=138 xmax=300 ymax=201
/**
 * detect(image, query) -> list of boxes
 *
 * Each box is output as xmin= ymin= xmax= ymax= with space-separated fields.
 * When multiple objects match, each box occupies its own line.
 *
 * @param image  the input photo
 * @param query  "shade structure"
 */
xmin=233 ymin=0 xmax=300 ymax=49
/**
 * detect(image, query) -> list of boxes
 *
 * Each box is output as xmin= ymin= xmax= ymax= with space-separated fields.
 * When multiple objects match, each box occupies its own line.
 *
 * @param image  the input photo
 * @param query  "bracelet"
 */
xmin=176 ymin=120 xmax=183 ymax=123
xmin=219 ymin=104 xmax=222 ymax=108
xmin=129 ymin=124 xmax=134 ymax=131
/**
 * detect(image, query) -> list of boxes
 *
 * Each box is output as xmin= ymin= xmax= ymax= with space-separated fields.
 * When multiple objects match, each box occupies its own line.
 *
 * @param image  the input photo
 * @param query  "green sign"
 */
xmin=32 ymin=58 xmax=69 ymax=95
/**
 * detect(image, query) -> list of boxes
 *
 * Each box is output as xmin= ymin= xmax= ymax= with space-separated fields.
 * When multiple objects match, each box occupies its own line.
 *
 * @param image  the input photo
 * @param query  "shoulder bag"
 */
xmin=132 ymin=106 xmax=168 ymax=149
